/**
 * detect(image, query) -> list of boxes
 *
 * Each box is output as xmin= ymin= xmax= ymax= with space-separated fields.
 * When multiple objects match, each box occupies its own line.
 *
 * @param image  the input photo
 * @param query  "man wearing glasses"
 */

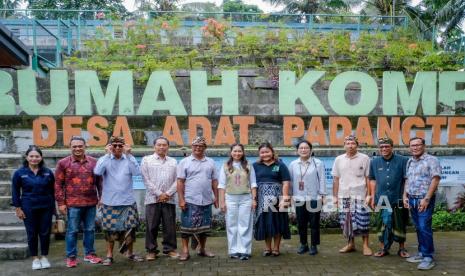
xmin=368 ymin=137 xmax=410 ymax=259
xmin=177 ymin=136 xmax=219 ymax=261
xmin=94 ymin=136 xmax=143 ymax=265
xmin=403 ymin=137 xmax=441 ymax=270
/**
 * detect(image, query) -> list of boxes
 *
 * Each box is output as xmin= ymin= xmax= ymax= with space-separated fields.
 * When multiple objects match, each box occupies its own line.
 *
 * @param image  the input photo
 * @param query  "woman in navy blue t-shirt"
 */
xmin=253 ymin=142 xmax=291 ymax=257
xmin=11 ymin=145 xmax=54 ymax=270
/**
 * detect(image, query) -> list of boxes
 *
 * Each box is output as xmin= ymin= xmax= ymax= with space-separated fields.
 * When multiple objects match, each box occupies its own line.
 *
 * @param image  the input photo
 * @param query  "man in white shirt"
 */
xmin=332 ymin=135 xmax=373 ymax=256
xmin=141 ymin=136 xmax=179 ymax=261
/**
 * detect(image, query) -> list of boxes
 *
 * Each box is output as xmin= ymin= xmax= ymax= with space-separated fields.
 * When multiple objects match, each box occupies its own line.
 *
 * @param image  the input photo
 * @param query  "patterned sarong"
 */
xmin=254 ymin=182 xmax=290 ymax=240
xmin=101 ymin=203 xmax=139 ymax=232
xmin=376 ymin=205 xmax=408 ymax=249
xmin=339 ymin=198 xmax=371 ymax=240
xmin=180 ymin=203 xmax=212 ymax=236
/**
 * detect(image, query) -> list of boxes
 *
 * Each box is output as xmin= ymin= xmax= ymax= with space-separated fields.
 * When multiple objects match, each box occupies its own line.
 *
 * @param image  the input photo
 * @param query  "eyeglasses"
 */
xmin=379 ymin=145 xmax=392 ymax=149
xmin=409 ymin=144 xmax=424 ymax=148
xmin=112 ymin=144 xmax=124 ymax=148
xmin=192 ymin=145 xmax=206 ymax=148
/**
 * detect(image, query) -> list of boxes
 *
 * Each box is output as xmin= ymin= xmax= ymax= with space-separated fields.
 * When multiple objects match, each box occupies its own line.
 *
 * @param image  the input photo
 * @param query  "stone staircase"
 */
xmin=0 ymin=154 xmax=28 ymax=260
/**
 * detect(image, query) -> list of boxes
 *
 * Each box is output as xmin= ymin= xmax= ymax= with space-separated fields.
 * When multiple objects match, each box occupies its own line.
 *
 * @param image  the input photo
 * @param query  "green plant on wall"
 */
xmin=64 ymin=16 xmax=463 ymax=81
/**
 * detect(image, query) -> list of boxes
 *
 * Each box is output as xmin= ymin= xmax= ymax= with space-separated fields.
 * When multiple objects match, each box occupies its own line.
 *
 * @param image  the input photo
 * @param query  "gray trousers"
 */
xmin=145 ymin=203 xmax=177 ymax=253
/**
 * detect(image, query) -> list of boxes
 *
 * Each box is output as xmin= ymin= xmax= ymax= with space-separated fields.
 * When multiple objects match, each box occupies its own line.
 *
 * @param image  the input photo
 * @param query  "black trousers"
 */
xmin=23 ymin=207 xmax=53 ymax=256
xmin=295 ymin=200 xmax=321 ymax=246
xmin=145 ymin=203 xmax=177 ymax=253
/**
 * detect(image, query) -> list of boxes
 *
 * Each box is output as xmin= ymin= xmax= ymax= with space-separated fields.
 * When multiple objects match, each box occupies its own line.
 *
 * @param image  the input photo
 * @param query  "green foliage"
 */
xmin=65 ymin=18 xmax=464 ymax=81
xmin=27 ymin=0 xmax=128 ymax=19
xmin=432 ymin=210 xmax=465 ymax=231
xmin=222 ymin=0 xmax=262 ymax=13
xmin=419 ymin=52 xmax=463 ymax=71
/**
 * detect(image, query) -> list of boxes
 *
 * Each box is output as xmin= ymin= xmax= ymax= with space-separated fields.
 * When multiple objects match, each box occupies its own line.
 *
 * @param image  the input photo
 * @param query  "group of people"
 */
xmin=11 ymin=134 xmax=441 ymax=271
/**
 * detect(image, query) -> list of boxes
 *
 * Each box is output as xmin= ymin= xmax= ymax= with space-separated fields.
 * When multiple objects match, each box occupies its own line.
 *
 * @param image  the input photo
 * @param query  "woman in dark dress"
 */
xmin=11 ymin=145 xmax=55 ymax=270
xmin=253 ymin=142 xmax=291 ymax=256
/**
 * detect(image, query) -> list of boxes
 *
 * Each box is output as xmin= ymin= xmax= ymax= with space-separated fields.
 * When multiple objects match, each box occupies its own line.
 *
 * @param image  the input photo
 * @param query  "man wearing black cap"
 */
xmin=369 ymin=137 xmax=410 ymax=258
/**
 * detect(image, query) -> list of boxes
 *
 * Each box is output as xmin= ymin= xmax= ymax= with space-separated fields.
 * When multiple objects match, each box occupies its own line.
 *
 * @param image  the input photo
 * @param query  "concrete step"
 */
xmin=0 ymin=169 xmax=14 ymax=180
xmin=0 ymin=196 xmax=12 ymax=210
xmin=0 ymin=226 xmax=27 ymax=242
xmin=0 ymin=243 xmax=28 ymax=260
xmin=0 ymin=211 xmax=22 ymax=226
xmin=0 ymin=154 xmax=22 ymax=169
xmin=0 ymin=181 xmax=11 ymax=196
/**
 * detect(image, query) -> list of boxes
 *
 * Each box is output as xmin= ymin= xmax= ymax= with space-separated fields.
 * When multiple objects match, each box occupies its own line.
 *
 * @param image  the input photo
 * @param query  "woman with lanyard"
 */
xmin=289 ymin=140 xmax=327 ymax=255
xmin=11 ymin=145 xmax=55 ymax=270
xmin=218 ymin=143 xmax=257 ymax=260
xmin=253 ymin=142 xmax=291 ymax=257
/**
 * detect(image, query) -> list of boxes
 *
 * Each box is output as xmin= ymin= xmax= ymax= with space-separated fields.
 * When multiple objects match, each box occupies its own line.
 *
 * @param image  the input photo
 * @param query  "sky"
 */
xmin=124 ymin=0 xmax=281 ymax=13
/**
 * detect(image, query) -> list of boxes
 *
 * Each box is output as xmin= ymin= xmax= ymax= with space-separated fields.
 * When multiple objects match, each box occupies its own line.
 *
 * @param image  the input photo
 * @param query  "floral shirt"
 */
xmin=406 ymin=153 xmax=441 ymax=197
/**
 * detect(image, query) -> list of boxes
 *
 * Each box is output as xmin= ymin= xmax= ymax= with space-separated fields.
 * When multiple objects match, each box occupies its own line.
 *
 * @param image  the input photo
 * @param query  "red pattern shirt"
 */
xmin=55 ymin=155 xmax=102 ymax=207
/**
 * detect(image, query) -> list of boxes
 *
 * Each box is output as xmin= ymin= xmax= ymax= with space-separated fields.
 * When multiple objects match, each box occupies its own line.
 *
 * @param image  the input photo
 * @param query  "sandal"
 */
xmin=272 ymin=250 xmax=280 ymax=257
xmin=179 ymin=252 xmax=190 ymax=261
xmin=339 ymin=245 xmax=356 ymax=253
xmin=363 ymin=247 xmax=373 ymax=256
xmin=102 ymin=257 xmax=113 ymax=266
xmin=127 ymin=254 xmax=144 ymax=262
xmin=374 ymin=249 xmax=389 ymax=257
xmin=397 ymin=248 xmax=410 ymax=258
xmin=262 ymin=250 xmax=272 ymax=257
xmin=197 ymin=250 xmax=215 ymax=258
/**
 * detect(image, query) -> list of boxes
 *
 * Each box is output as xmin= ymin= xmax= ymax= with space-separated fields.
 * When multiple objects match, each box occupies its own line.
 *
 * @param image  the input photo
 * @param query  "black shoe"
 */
xmin=297 ymin=244 xmax=309 ymax=254
xmin=240 ymin=254 xmax=250 ymax=260
xmin=309 ymin=245 xmax=318 ymax=255
xmin=229 ymin=253 xmax=241 ymax=259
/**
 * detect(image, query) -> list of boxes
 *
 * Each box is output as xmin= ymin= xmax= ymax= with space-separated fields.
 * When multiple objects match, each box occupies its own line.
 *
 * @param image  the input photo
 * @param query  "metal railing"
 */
xmin=148 ymin=11 xmax=408 ymax=30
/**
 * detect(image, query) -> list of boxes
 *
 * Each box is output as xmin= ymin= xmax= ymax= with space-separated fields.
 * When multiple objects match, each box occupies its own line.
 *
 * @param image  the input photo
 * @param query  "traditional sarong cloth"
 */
xmin=254 ymin=182 xmax=291 ymax=241
xmin=101 ymin=203 xmax=139 ymax=242
xmin=339 ymin=198 xmax=370 ymax=240
xmin=376 ymin=205 xmax=408 ymax=250
xmin=180 ymin=203 xmax=212 ymax=237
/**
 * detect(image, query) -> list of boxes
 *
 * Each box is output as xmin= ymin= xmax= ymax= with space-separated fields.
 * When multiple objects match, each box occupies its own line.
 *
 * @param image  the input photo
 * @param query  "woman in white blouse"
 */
xmin=218 ymin=143 xmax=257 ymax=260
xmin=289 ymin=140 xmax=327 ymax=256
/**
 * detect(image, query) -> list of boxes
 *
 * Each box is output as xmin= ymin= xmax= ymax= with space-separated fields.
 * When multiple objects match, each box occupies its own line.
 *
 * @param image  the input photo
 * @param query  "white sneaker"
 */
xmin=40 ymin=256 xmax=51 ymax=269
xmin=32 ymin=259 xmax=42 ymax=270
xmin=418 ymin=257 xmax=436 ymax=270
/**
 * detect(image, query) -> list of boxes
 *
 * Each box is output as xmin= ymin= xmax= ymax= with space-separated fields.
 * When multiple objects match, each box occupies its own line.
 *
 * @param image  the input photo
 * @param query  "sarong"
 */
xmin=339 ymin=198 xmax=370 ymax=240
xmin=180 ymin=203 xmax=212 ymax=236
xmin=376 ymin=205 xmax=408 ymax=249
xmin=101 ymin=203 xmax=139 ymax=242
xmin=254 ymin=182 xmax=290 ymax=241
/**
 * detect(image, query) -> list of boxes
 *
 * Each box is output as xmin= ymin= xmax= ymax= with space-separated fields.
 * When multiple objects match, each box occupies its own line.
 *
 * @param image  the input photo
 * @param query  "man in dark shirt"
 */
xmin=55 ymin=136 xmax=102 ymax=268
xmin=368 ymin=137 xmax=409 ymax=258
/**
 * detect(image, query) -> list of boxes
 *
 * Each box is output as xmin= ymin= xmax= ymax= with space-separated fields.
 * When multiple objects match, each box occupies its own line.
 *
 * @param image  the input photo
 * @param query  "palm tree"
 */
xmin=265 ymin=0 xmax=350 ymax=14
xmin=360 ymin=0 xmax=465 ymax=41
xmin=0 ymin=0 xmax=22 ymax=18
xmin=424 ymin=0 xmax=465 ymax=40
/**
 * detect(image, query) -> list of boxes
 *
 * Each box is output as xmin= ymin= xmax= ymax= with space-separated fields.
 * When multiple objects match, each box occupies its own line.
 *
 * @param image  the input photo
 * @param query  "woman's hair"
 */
xmin=226 ymin=143 xmax=249 ymax=174
xmin=295 ymin=139 xmax=312 ymax=150
xmin=257 ymin=142 xmax=277 ymax=163
xmin=23 ymin=145 xmax=45 ymax=168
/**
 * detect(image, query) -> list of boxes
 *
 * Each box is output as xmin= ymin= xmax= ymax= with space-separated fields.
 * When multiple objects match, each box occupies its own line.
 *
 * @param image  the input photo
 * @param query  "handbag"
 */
xmin=52 ymin=214 xmax=66 ymax=234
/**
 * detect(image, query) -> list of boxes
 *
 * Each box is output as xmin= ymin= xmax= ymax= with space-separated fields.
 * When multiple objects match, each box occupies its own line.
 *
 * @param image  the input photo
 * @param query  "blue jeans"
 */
xmin=409 ymin=196 xmax=435 ymax=258
xmin=66 ymin=206 xmax=96 ymax=258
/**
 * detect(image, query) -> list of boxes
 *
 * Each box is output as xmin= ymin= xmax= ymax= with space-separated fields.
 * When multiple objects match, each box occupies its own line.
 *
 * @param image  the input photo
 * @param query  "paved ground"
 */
xmin=1 ymin=232 xmax=464 ymax=276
